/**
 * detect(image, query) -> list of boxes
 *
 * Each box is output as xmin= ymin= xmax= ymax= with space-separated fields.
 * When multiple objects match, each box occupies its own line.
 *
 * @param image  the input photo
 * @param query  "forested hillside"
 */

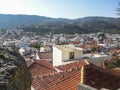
xmin=0 ymin=14 xmax=120 ymax=35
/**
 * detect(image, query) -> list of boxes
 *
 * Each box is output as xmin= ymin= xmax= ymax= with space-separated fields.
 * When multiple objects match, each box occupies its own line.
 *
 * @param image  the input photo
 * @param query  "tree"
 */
xmin=106 ymin=58 xmax=120 ymax=69
xmin=116 ymin=2 xmax=120 ymax=15
xmin=115 ymin=2 xmax=120 ymax=34
xmin=30 ymin=44 xmax=42 ymax=51
xmin=116 ymin=58 xmax=120 ymax=67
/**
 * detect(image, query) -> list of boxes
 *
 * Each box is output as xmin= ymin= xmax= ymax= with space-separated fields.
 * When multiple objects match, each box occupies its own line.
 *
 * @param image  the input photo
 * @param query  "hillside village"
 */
xmin=1 ymin=28 xmax=120 ymax=90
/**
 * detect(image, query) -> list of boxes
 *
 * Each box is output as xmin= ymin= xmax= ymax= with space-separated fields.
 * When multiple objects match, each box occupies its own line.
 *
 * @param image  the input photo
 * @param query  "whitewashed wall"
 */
xmin=53 ymin=46 xmax=62 ymax=66
xmin=62 ymin=50 xmax=83 ymax=61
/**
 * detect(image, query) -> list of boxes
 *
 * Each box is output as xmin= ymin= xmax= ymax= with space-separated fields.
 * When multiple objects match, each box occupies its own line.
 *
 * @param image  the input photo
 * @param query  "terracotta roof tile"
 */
xmin=84 ymin=64 xmax=120 ymax=90
xmin=34 ymin=60 xmax=55 ymax=70
xmin=32 ymin=61 xmax=120 ymax=90
xmin=56 ymin=60 xmax=89 ymax=71
xmin=32 ymin=68 xmax=81 ymax=90
xmin=37 ymin=52 xmax=52 ymax=59
xmin=70 ymin=41 xmax=81 ymax=45
xmin=28 ymin=60 xmax=56 ymax=78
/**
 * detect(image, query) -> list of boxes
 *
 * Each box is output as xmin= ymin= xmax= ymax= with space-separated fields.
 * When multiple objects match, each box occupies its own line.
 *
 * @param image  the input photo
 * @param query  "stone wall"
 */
xmin=0 ymin=48 xmax=32 ymax=90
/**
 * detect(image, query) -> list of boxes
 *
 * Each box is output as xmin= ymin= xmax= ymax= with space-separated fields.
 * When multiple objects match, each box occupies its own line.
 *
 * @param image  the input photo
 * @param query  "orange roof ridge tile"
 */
xmin=84 ymin=59 xmax=90 ymax=65
xmin=80 ymin=66 xmax=85 ymax=84
xmin=56 ymin=60 xmax=89 ymax=71
xmin=33 ymin=72 xmax=55 ymax=79
xmin=33 ymin=67 xmax=81 ymax=79
xmin=34 ymin=60 xmax=55 ymax=70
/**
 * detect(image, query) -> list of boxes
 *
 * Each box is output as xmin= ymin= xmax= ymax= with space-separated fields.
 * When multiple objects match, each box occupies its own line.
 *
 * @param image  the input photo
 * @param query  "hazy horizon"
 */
xmin=0 ymin=13 xmax=118 ymax=20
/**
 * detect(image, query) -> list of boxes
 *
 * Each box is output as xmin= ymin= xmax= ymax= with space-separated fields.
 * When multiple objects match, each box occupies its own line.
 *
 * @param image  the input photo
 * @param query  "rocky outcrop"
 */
xmin=0 ymin=48 xmax=32 ymax=90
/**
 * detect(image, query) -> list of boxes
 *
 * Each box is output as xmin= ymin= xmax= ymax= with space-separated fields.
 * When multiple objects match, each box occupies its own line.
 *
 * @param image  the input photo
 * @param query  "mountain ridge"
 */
xmin=0 ymin=14 xmax=119 ymax=35
xmin=0 ymin=14 xmax=117 ymax=28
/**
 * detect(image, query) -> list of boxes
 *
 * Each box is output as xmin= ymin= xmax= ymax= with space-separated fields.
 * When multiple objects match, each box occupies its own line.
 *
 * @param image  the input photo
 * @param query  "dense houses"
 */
xmin=1 ymin=29 xmax=120 ymax=90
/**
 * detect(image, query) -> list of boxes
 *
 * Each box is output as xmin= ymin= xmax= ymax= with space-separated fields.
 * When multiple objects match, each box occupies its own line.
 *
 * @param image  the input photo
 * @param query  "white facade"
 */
xmin=40 ymin=47 xmax=45 ymax=52
xmin=53 ymin=44 xmax=83 ymax=66
xmin=35 ymin=52 xmax=40 ymax=60
xmin=53 ymin=46 xmax=62 ymax=66
xmin=19 ymin=48 xmax=25 ymax=55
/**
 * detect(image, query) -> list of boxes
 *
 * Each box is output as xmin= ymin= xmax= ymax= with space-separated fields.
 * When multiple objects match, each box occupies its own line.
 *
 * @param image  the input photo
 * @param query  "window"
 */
xmin=69 ymin=52 xmax=74 ymax=59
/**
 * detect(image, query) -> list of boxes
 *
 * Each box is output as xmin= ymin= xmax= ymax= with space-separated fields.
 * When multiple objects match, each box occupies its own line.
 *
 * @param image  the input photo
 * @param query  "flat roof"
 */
xmin=83 ymin=54 xmax=108 ymax=58
xmin=54 ymin=44 xmax=83 ymax=52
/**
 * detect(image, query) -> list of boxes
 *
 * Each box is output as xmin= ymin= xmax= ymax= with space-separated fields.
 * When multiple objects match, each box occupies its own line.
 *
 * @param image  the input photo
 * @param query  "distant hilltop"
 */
xmin=0 ymin=14 xmax=70 ymax=28
xmin=0 ymin=14 xmax=119 ymax=35
xmin=0 ymin=14 xmax=117 ymax=28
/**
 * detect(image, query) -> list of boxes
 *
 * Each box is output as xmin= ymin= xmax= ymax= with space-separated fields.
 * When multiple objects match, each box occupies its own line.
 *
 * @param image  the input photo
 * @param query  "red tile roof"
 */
xmin=32 ymin=61 xmax=120 ymax=90
xmin=32 ymin=68 xmax=81 ymax=90
xmin=79 ymin=45 xmax=91 ymax=49
xmin=56 ymin=60 xmax=89 ymax=71
xmin=37 ymin=52 xmax=52 ymax=59
xmin=70 ymin=41 xmax=81 ymax=45
xmin=84 ymin=64 xmax=120 ymax=90
xmin=28 ymin=60 xmax=56 ymax=78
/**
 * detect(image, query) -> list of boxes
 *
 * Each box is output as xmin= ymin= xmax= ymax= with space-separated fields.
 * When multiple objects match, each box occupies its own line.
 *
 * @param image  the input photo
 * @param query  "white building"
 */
xmin=19 ymin=47 xmax=36 ymax=56
xmin=19 ymin=36 xmax=31 ymax=47
xmin=53 ymin=44 xmax=83 ymax=66
xmin=83 ymin=53 xmax=109 ymax=66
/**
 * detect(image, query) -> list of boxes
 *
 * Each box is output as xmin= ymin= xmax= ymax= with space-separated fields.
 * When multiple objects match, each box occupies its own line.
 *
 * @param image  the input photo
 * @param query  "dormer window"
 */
xmin=69 ymin=52 xmax=74 ymax=59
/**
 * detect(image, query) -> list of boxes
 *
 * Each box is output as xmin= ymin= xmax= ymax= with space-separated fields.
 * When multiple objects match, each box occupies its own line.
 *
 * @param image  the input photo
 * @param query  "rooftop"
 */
xmin=83 ymin=64 xmax=120 ymax=90
xmin=54 ymin=44 xmax=83 ymax=52
xmin=28 ymin=60 xmax=56 ymax=78
xmin=83 ymin=53 xmax=108 ymax=58
xmin=32 ymin=61 xmax=120 ymax=90
xmin=56 ymin=60 xmax=89 ymax=71
xmin=32 ymin=67 xmax=81 ymax=90
xmin=37 ymin=52 xmax=52 ymax=59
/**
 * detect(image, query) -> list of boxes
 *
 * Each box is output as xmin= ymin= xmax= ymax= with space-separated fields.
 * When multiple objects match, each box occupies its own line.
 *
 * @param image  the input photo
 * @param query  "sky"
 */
xmin=0 ymin=0 xmax=119 ymax=19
